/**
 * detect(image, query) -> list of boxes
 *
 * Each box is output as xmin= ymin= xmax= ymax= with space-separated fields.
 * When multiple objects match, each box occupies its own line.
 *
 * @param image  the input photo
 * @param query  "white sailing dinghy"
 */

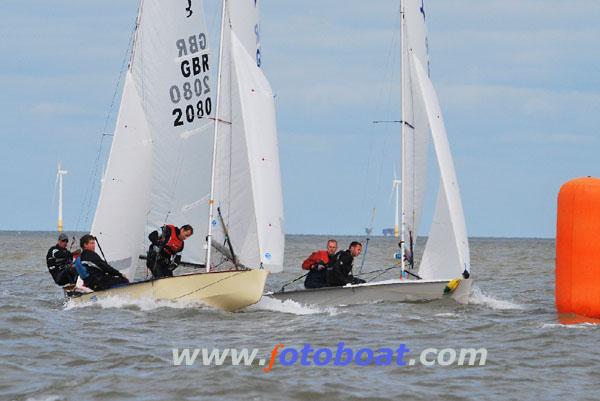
xmin=271 ymin=0 xmax=472 ymax=306
xmin=66 ymin=0 xmax=284 ymax=312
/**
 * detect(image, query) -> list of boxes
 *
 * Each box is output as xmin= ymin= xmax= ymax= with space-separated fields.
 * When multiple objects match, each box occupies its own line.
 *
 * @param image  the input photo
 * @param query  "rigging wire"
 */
xmin=359 ymin=5 xmax=402 ymax=269
xmin=75 ymin=13 xmax=139 ymax=233
xmin=359 ymin=10 xmax=400 ymax=217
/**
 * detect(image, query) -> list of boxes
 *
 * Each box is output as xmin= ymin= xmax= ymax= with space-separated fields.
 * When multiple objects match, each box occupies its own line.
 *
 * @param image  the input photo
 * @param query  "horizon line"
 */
xmin=0 ymin=229 xmax=554 ymax=241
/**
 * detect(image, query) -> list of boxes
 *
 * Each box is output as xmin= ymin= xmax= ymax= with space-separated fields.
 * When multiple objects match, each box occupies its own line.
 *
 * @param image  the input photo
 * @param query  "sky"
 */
xmin=1 ymin=0 xmax=599 ymax=238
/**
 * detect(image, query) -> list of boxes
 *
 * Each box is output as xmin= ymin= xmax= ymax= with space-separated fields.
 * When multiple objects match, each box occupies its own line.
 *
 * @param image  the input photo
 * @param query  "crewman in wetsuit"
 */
xmin=45 ymin=233 xmax=77 ymax=286
xmin=302 ymin=239 xmax=338 ymax=289
xmin=326 ymin=241 xmax=366 ymax=287
xmin=76 ymin=234 xmax=129 ymax=291
xmin=146 ymin=224 xmax=194 ymax=278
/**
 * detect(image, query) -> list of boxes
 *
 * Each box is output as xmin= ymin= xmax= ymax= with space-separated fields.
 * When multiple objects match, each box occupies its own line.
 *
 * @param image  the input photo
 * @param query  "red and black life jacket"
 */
xmin=301 ymin=250 xmax=330 ymax=270
xmin=163 ymin=225 xmax=184 ymax=256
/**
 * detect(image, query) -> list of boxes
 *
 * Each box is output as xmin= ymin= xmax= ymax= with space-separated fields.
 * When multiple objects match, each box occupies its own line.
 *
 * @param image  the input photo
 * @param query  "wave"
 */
xmin=64 ymin=295 xmax=209 ymax=312
xmin=249 ymin=296 xmax=338 ymax=316
xmin=64 ymin=294 xmax=337 ymax=315
xmin=25 ymin=396 xmax=63 ymax=401
xmin=468 ymin=286 xmax=524 ymax=310
xmin=541 ymin=322 xmax=599 ymax=329
xmin=434 ymin=312 xmax=460 ymax=317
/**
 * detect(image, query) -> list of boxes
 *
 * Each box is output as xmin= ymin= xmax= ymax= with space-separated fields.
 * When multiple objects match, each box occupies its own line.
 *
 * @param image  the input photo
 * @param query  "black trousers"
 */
xmin=304 ymin=268 xmax=326 ymax=289
xmin=147 ymin=248 xmax=175 ymax=279
xmin=50 ymin=266 xmax=78 ymax=286
xmin=85 ymin=275 xmax=128 ymax=291
xmin=150 ymin=260 xmax=174 ymax=278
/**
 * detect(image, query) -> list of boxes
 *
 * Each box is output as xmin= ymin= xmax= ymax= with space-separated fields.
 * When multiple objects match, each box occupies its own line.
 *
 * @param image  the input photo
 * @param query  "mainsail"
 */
xmin=210 ymin=0 xmax=285 ymax=273
xmin=92 ymin=0 xmax=215 ymax=278
xmin=401 ymin=0 xmax=430 ymax=262
xmin=399 ymin=0 xmax=470 ymax=279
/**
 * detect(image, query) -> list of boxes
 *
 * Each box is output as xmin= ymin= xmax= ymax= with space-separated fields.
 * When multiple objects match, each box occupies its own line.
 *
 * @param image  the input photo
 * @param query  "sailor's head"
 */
xmin=80 ymin=234 xmax=96 ymax=251
xmin=179 ymin=224 xmax=194 ymax=241
xmin=326 ymin=239 xmax=338 ymax=255
xmin=349 ymin=241 xmax=363 ymax=257
xmin=57 ymin=233 xmax=69 ymax=248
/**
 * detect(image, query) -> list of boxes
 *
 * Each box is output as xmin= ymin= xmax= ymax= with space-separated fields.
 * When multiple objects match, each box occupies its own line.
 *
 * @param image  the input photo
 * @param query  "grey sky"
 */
xmin=1 ymin=0 xmax=599 ymax=237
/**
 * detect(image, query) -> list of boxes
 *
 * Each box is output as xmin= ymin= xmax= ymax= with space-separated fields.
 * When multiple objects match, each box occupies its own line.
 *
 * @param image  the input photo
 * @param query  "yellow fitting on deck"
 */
xmin=444 ymin=279 xmax=461 ymax=294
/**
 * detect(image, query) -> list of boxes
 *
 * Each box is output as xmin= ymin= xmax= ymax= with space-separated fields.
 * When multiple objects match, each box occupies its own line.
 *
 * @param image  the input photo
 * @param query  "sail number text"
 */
xmin=171 ymin=34 xmax=212 ymax=127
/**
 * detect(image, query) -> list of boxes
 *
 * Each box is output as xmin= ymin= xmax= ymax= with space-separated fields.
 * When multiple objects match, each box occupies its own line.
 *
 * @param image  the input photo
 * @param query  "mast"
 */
xmin=393 ymin=177 xmax=401 ymax=238
xmin=399 ymin=0 xmax=406 ymax=273
xmin=205 ymin=0 xmax=228 ymax=272
xmin=57 ymin=162 xmax=67 ymax=233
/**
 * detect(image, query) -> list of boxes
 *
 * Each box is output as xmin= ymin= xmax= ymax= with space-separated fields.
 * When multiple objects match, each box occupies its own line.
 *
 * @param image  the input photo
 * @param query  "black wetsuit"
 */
xmin=147 ymin=226 xmax=184 ymax=278
xmin=326 ymin=249 xmax=365 ymax=287
xmin=79 ymin=250 xmax=128 ymax=291
xmin=45 ymin=245 xmax=77 ymax=286
xmin=304 ymin=253 xmax=337 ymax=289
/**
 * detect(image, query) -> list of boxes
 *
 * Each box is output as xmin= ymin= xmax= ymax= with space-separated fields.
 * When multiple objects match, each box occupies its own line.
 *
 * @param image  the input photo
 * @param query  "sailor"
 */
xmin=77 ymin=234 xmax=129 ymax=291
xmin=399 ymin=240 xmax=414 ymax=267
xmin=45 ymin=233 xmax=77 ymax=286
xmin=302 ymin=239 xmax=338 ymax=289
xmin=146 ymin=224 xmax=194 ymax=278
xmin=326 ymin=241 xmax=366 ymax=287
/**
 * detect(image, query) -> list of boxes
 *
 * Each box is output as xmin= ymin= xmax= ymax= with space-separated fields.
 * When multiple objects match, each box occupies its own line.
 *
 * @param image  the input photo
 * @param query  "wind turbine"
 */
xmin=56 ymin=162 xmax=68 ymax=233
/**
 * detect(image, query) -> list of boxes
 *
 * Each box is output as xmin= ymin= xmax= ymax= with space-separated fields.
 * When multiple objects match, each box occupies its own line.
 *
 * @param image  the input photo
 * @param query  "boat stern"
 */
xmin=449 ymin=278 xmax=473 ymax=304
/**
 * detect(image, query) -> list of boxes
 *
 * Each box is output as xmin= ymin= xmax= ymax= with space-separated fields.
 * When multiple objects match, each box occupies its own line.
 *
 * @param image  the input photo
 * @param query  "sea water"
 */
xmin=1 ymin=232 xmax=597 ymax=401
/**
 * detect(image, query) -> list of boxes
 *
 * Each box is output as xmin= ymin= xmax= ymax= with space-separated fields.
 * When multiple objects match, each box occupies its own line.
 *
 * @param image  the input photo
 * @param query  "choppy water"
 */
xmin=1 ymin=232 xmax=598 ymax=401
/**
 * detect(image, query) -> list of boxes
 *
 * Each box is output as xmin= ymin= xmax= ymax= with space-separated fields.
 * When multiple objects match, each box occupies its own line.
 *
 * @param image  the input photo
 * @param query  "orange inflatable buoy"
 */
xmin=556 ymin=177 xmax=600 ymax=318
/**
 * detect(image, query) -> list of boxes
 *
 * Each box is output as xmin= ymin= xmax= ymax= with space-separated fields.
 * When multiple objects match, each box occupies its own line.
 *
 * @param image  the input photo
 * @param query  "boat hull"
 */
xmin=269 ymin=278 xmax=472 ymax=307
xmin=67 ymin=269 xmax=268 ymax=312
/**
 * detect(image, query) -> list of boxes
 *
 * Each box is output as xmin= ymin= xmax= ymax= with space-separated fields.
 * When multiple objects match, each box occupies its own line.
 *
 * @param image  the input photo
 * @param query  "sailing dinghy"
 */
xmin=66 ymin=0 xmax=284 ymax=312
xmin=270 ymin=0 xmax=472 ymax=307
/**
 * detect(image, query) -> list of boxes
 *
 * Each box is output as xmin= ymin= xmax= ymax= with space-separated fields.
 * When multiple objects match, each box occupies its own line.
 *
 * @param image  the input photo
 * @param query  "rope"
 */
xmin=94 ymin=236 xmax=108 ymax=263
xmin=279 ymin=272 xmax=309 ymax=293
xmin=358 ymin=264 xmax=422 ymax=283
xmin=171 ymin=271 xmax=247 ymax=300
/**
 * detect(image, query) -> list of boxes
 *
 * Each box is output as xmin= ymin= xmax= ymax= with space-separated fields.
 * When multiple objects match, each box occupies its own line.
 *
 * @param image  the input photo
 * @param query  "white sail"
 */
xmin=92 ymin=0 xmax=215 ymax=276
xmin=411 ymin=54 xmax=470 ymax=279
xmin=140 ymin=0 xmax=215 ymax=266
xmin=91 ymin=74 xmax=152 ymax=279
xmin=228 ymin=0 xmax=263 ymax=67
xmin=211 ymin=1 xmax=284 ymax=272
xmin=401 ymin=0 xmax=431 ymax=258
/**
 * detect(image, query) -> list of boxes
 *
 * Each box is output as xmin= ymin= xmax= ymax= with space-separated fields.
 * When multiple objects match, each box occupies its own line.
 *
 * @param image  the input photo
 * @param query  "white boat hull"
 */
xmin=66 ymin=269 xmax=268 ymax=312
xmin=269 ymin=278 xmax=472 ymax=307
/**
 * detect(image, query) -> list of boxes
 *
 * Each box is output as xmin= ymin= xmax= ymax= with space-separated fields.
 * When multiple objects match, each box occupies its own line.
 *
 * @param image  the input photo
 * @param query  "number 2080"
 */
xmin=170 ymin=77 xmax=212 ymax=126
